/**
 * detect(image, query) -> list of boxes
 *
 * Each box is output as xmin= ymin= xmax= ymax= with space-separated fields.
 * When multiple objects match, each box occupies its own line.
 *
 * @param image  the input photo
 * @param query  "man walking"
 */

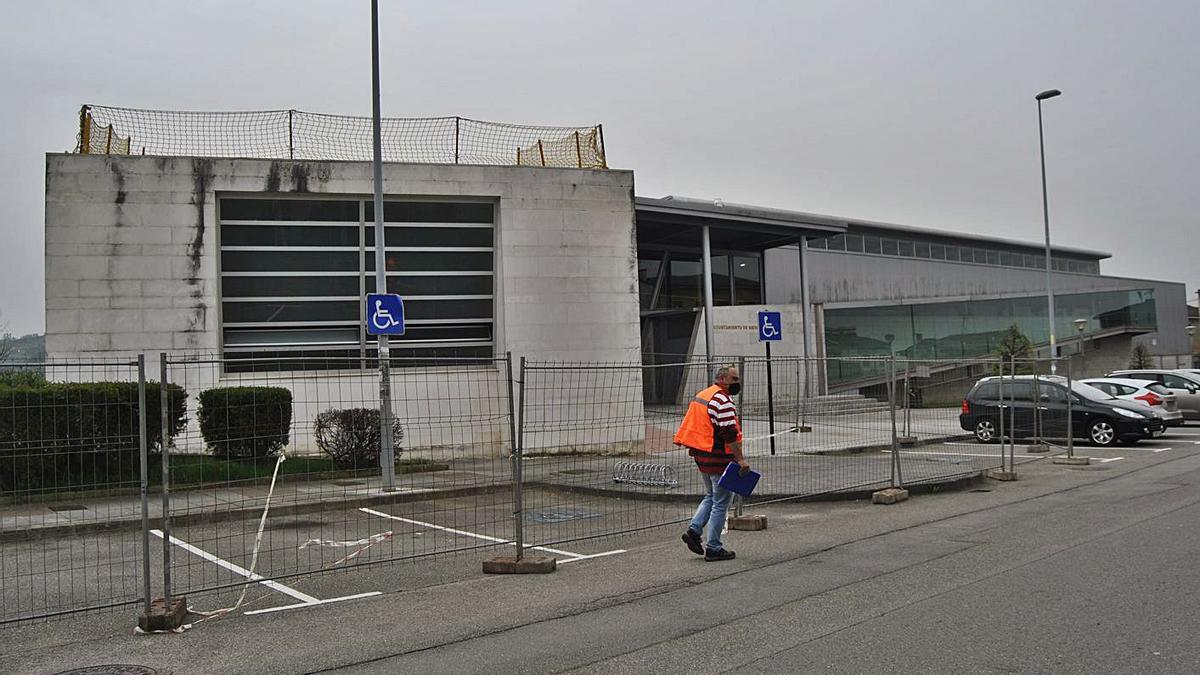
xmin=675 ymin=364 xmax=750 ymax=561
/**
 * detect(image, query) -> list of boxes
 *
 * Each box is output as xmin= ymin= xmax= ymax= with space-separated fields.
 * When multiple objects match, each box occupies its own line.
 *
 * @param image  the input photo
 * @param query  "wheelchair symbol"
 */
xmin=760 ymin=319 xmax=779 ymax=338
xmin=372 ymin=300 xmax=401 ymax=331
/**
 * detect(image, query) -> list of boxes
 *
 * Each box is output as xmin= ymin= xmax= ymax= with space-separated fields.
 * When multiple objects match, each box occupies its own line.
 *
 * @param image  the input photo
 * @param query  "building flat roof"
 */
xmin=637 ymin=195 xmax=1111 ymax=261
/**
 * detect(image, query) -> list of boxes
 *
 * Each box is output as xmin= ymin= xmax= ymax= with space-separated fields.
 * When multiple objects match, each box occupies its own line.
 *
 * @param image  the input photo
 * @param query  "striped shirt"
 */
xmin=707 ymin=390 xmax=738 ymax=441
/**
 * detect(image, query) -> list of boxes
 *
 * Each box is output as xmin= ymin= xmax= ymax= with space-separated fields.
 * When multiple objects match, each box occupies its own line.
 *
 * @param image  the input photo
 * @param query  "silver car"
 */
xmin=1106 ymin=369 xmax=1200 ymax=421
xmin=1081 ymin=377 xmax=1184 ymax=426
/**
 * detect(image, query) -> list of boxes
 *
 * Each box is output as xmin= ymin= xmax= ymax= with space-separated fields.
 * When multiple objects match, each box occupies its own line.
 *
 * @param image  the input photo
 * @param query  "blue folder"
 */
xmin=717 ymin=462 xmax=761 ymax=497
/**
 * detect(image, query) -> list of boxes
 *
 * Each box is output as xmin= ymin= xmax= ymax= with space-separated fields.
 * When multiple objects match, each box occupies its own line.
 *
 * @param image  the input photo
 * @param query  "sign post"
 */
xmin=758 ymin=311 xmax=782 ymax=456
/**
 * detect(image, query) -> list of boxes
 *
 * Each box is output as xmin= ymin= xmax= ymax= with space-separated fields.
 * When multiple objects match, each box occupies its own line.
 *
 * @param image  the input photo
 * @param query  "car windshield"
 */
xmin=1072 ymin=381 xmax=1116 ymax=401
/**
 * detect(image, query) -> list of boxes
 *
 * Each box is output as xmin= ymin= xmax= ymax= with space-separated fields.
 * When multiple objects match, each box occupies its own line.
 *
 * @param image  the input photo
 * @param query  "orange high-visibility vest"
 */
xmin=674 ymin=384 xmax=742 ymax=473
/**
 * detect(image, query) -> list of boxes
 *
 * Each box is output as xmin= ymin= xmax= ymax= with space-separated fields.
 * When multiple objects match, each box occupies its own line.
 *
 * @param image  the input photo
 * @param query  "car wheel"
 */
xmin=1089 ymin=419 xmax=1117 ymax=447
xmin=974 ymin=419 xmax=996 ymax=443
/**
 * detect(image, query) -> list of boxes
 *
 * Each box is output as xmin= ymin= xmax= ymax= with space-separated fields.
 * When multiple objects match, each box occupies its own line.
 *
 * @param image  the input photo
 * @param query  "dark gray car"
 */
xmin=1106 ymin=369 xmax=1200 ymax=421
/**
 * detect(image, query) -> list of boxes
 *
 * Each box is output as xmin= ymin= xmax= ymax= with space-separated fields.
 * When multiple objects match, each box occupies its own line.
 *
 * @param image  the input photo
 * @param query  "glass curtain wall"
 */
xmin=824 ymin=289 xmax=1156 ymax=383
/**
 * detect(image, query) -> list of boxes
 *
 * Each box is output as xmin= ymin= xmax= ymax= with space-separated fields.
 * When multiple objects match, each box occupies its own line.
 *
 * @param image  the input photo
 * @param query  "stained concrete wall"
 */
xmin=44 ymin=154 xmax=642 ymax=455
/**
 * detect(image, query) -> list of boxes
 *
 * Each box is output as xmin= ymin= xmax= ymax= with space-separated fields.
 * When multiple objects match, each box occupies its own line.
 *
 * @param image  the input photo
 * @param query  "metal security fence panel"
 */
xmin=517 ymin=360 xmax=700 ymax=550
xmin=158 ymin=353 xmax=516 ymax=613
xmin=0 ymin=357 xmax=154 ymax=624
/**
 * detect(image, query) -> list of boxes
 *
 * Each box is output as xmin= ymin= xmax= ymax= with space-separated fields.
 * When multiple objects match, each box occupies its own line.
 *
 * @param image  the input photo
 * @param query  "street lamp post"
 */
xmin=1036 ymin=88 xmax=1062 ymax=374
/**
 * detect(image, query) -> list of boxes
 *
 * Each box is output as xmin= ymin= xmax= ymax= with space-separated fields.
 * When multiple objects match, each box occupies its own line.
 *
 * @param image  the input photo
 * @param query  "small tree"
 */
xmin=1129 ymin=343 xmax=1154 ymax=368
xmin=993 ymin=324 xmax=1036 ymax=375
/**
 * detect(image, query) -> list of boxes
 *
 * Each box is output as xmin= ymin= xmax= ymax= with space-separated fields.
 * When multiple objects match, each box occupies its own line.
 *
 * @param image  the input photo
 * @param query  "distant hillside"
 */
xmin=2 ymin=334 xmax=46 ymax=363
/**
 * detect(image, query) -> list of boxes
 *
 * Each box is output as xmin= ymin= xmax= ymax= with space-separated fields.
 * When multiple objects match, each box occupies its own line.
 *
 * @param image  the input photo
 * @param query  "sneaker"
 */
xmin=704 ymin=547 xmax=736 ymax=562
xmin=682 ymin=529 xmax=704 ymax=556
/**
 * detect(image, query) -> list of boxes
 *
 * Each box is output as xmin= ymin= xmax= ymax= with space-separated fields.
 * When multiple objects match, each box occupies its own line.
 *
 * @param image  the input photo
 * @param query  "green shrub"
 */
xmin=198 ymin=386 xmax=292 ymax=459
xmin=0 ymin=369 xmax=48 ymax=388
xmin=313 ymin=408 xmax=403 ymax=469
xmin=0 ymin=381 xmax=186 ymax=494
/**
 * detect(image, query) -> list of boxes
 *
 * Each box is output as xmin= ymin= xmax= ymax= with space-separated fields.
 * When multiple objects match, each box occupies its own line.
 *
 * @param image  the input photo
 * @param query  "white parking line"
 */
xmin=152 ymin=529 xmax=382 ymax=615
xmin=152 ymin=529 xmax=317 ymax=604
xmin=1154 ymin=448 xmax=1171 ymax=453
xmin=360 ymin=507 xmax=624 ymax=563
xmin=904 ymin=450 xmax=1010 ymax=458
xmin=1093 ymin=457 xmax=1124 ymax=463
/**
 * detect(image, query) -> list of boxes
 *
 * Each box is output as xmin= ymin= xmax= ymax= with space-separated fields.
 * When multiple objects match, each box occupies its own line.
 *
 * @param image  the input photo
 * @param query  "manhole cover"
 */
xmin=525 ymin=508 xmax=601 ymax=524
xmin=332 ymin=480 xmax=366 ymax=486
xmin=55 ymin=662 xmax=162 ymax=667
xmin=49 ymin=504 xmax=88 ymax=512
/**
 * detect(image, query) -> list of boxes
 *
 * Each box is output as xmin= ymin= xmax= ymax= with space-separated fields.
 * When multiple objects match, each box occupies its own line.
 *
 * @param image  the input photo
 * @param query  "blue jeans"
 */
xmin=689 ymin=472 xmax=734 ymax=552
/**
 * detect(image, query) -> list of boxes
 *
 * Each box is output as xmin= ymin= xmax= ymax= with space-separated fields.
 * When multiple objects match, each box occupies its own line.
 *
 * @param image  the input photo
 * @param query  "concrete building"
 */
xmin=43 ymin=157 xmax=1192 ymax=452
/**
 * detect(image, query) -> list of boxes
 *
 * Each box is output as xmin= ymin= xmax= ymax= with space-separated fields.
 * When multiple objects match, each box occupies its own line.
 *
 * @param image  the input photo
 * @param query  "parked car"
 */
xmin=959 ymin=375 xmax=1165 ymax=447
xmin=1079 ymin=378 xmax=1184 ymax=427
xmin=1105 ymin=369 xmax=1200 ymax=421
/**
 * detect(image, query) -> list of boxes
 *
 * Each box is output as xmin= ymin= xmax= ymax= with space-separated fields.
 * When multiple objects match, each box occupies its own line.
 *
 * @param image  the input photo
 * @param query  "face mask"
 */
xmin=727 ymin=382 xmax=742 ymax=396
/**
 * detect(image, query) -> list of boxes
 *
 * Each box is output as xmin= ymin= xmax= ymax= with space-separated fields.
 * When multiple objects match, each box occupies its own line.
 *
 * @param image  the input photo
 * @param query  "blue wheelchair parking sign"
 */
xmin=758 ymin=311 xmax=782 ymax=342
xmin=367 ymin=293 xmax=406 ymax=335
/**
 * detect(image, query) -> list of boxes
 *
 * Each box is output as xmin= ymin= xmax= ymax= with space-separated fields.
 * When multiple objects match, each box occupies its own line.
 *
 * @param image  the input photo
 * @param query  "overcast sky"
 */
xmin=2 ymin=0 xmax=1197 ymax=336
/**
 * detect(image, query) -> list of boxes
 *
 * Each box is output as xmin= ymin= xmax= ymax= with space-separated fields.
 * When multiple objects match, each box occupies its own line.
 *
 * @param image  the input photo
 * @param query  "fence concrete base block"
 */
xmin=986 ymin=469 xmax=1018 ymax=481
xmin=138 ymin=597 xmax=188 ymax=632
xmin=728 ymin=514 xmax=768 ymax=530
xmin=1053 ymin=455 xmax=1091 ymax=466
xmin=482 ymin=555 xmax=556 ymax=575
xmin=1025 ymin=443 xmax=1052 ymax=453
xmin=795 ymin=425 xmax=813 ymax=433
xmin=898 ymin=436 xmax=919 ymax=446
xmin=872 ymin=487 xmax=909 ymax=505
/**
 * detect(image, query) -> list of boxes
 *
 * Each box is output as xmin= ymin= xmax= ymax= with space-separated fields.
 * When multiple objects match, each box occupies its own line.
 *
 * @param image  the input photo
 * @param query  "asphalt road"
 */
xmin=3 ymin=424 xmax=1200 ymax=674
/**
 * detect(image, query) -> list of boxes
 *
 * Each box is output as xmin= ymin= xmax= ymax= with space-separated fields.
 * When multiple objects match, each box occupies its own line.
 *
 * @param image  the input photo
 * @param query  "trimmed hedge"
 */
xmin=198 ymin=386 xmax=292 ymax=459
xmin=313 ymin=408 xmax=404 ymax=469
xmin=0 ymin=381 xmax=187 ymax=494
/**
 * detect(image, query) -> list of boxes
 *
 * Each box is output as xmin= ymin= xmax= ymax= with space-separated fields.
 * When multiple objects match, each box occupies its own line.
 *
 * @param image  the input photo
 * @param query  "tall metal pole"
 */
xmin=137 ymin=355 xmax=151 ymax=614
xmin=1038 ymin=95 xmax=1058 ymax=375
xmin=798 ymin=240 xmax=812 ymax=428
xmin=888 ymin=354 xmax=899 ymax=487
xmin=372 ymin=0 xmax=396 ymax=490
xmin=701 ymin=225 xmax=716 ymax=377
xmin=765 ymin=341 xmax=776 ymax=456
xmin=159 ymin=354 xmax=173 ymax=607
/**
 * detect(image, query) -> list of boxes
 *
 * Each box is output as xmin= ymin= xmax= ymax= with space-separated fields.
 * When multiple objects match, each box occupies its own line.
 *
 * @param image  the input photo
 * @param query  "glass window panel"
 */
xmin=897 ymin=240 xmax=914 ymax=257
xmin=222 ymin=224 xmax=359 ymax=247
xmin=366 ymin=275 xmax=494 ymax=296
xmin=366 ymin=201 xmax=494 ymax=223
xmin=845 ymin=234 xmax=864 ymax=253
xmin=638 ymin=256 xmax=662 ymax=310
xmin=1008 ymin=382 xmax=1036 ymax=402
xmin=863 ymin=235 xmax=882 ymax=254
xmin=930 ymin=244 xmax=945 ymax=260
xmin=223 ymin=300 xmax=360 ymax=323
xmin=366 ymin=251 xmax=494 ymax=272
xmin=732 ymin=255 xmax=762 ymax=305
xmin=999 ymin=251 xmax=1012 ymax=266
xmin=808 ymin=237 xmax=827 ymax=249
xmin=224 ymin=327 xmax=361 ymax=347
xmin=945 ymin=246 xmax=960 ymax=262
xmin=711 ymin=255 xmax=732 ymax=306
xmin=986 ymin=250 xmax=1000 ymax=265
xmin=366 ymin=226 xmax=493 ymax=248
xmin=223 ymin=275 xmax=359 ymax=297
xmin=827 ymin=235 xmax=846 ymax=251
xmin=914 ymin=241 xmax=930 ymax=258
xmin=403 ymin=298 xmax=494 ymax=320
xmin=882 ymin=239 xmax=899 ymax=256
xmin=663 ymin=256 xmax=703 ymax=308
xmin=223 ymin=250 xmax=359 ymax=272
xmin=221 ymin=199 xmax=360 ymax=222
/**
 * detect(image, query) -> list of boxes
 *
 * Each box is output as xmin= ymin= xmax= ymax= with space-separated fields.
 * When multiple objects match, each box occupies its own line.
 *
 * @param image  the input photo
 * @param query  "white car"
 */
xmin=1081 ymin=378 xmax=1184 ymax=426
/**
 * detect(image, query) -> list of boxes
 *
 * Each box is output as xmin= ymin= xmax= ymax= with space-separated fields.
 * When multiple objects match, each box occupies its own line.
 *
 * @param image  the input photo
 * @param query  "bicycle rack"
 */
xmin=611 ymin=461 xmax=679 ymax=488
